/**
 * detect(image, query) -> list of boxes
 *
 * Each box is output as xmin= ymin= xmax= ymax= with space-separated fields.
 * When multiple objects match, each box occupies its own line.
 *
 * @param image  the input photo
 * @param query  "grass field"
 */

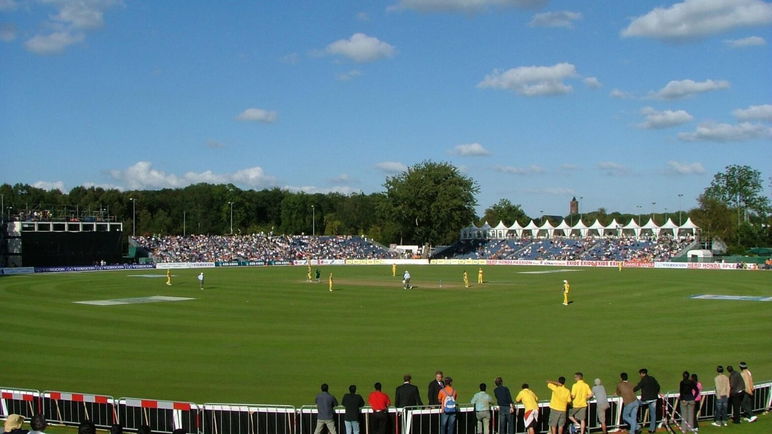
xmin=0 ymin=265 xmax=769 ymax=409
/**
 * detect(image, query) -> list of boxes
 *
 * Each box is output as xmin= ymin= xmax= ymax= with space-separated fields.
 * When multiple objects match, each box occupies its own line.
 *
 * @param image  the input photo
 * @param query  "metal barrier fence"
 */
xmin=119 ymin=398 xmax=200 ymax=434
xmin=202 ymin=403 xmax=295 ymax=434
xmin=0 ymin=388 xmax=40 ymax=420
xmin=43 ymin=391 xmax=116 ymax=429
xmin=1 ymin=382 xmax=769 ymax=433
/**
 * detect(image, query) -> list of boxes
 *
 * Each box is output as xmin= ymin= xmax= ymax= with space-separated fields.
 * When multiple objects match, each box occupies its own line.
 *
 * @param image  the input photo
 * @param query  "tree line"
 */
xmin=1 ymin=162 xmax=769 ymax=253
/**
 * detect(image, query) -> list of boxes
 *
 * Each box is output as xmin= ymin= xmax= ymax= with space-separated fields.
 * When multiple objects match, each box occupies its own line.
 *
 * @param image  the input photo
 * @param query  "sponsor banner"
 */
xmin=155 ymin=262 xmax=216 ymax=270
xmin=216 ymin=261 xmax=240 ymax=267
xmin=654 ymin=262 xmax=688 ymax=269
xmin=431 ymin=259 xmax=484 ymax=265
xmin=35 ymin=264 xmax=155 ymax=273
xmin=0 ymin=267 xmax=35 ymax=275
xmin=269 ymin=260 xmax=292 ymax=266
xmin=295 ymin=259 xmax=347 ymax=266
xmin=346 ymin=259 xmax=385 ymax=265
xmin=621 ymin=262 xmax=655 ymax=268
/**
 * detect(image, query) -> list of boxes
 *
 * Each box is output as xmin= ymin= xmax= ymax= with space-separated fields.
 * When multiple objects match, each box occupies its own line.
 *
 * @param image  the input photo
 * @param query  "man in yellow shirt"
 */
xmin=547 ymin=377 xmax=572 ymax=434
xmin=562 ymin=280 xmax=570 ymax=305
xmin=328 ymin=273 xmax=334 ymax=292
xmin=165 ymin=269 xmax=172 ymax=286
xmin=515 ymin=383 xmax=539 ymax=434
xmin=477 ymin=267 xmax=484 ymax=284
xmin=569 ymin=372 xmax=593 ymax=434
xmin=463 ymin=271 xmax=470 ymax=288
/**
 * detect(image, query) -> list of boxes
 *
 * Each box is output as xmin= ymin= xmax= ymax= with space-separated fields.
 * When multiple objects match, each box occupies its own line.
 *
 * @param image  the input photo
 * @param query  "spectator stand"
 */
xmin=43 ymin=390 xmax=116 ymax=430
xmin=201 ymin=403 xmax=295 ymax=434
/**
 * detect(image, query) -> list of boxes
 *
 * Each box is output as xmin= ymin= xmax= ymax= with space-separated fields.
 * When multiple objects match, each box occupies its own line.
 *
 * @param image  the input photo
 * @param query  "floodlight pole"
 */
xmin=678 ymin=193 xmax=684 ymax=225
xmin=228 ymin=202 xmax=234 ymax=235
xmin=183 ymin=210 xmax=186 ymax=237
xmin=130 ymin=198 xmax=136 ymax=237
xmin=312 ymin=204 xmax=315 ymax=236
xmin=651 ymin=202 xmax=656 ymax=222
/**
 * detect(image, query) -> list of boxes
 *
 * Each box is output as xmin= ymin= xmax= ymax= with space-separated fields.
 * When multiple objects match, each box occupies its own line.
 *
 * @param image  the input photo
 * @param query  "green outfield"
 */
xmin=0 ymin=265 xmax=770 ymax=408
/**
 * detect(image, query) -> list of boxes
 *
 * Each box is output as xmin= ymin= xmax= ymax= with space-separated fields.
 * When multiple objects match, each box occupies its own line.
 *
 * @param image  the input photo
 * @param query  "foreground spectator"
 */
xmin=314 ymin=383 xmax=338 ymax=434
xmin=3 ymin=414 xmax=28 ymax=434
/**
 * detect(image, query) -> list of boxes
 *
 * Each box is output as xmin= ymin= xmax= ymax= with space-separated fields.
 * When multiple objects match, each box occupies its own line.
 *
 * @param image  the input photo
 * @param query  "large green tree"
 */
xmin=480 ymin=199 xmax=528 ymax=226
xmin=703 ymin=164 xmax=769 ymax=222
xmin=382 ymin=160 xmax=479 ymax=245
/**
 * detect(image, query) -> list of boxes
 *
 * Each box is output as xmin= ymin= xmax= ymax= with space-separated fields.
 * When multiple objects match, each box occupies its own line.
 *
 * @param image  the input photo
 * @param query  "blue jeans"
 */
xmin=344 ymin=420 xmax=359 ymax=434
xmin=441 ymin=412 xmax=457 ymax=434
xmin=622 ymin=400 xmax=640 ymax=433
xmin=498 ymin=408 xmax=514 ymax=434
xmin=715 ymin=396 xmax=728 ymax=423
xmin=642 ymin=399 xmax=657 ymax=432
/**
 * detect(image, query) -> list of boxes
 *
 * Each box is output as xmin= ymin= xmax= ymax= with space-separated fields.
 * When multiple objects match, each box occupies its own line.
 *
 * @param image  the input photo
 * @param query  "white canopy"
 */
xmin=622 ymin=218 xmax=641 ymax=238
xmin=588 ymin=219 xmax=606 ymax=237
xmin=524 ymin=220 xmax=539 ymax=238
xmin=659 ymin=218 xmax=679 ymax=237
xmin=555 ymin=219 xmax=572 ymax=237
xmin=508 ymin=220 xmax=525 ymax=238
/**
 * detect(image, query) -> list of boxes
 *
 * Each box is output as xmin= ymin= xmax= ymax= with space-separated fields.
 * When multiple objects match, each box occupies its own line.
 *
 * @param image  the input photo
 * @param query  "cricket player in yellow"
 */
xmin=328 ymin=273 xmax=334 ymax=292
xmin=307 ymin=265 xmax=312 ymax=281
xmin=618 ymin=261 xmax=623 ymax=272
xmin=392 ymin=263 xmax=397 ymax=277
xmin=463 ymin=270 xmax=470 ymax=288
xmin=165 ymin=269 xmax=172 ymax=286
xmin=562 ymin=279 xmax=570 ymax=305
xmin=569 ymin=372 xmax=593 ymax=434
xmin=477 ymin=267 xmax=484 ymax=284
xmin=516 ymin=383 xmax=539 ymax=434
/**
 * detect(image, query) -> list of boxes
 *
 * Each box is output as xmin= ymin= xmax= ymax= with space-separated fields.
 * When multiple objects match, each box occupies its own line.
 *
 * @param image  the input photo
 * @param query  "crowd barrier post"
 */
xmin=119 ymin=397 xmax=200 ymax=434
xmin=400 ymin=405 xmax=440 ymax=434
xmin=43 ymin=391 xmax=116 ymax=429
xmin=201 ymin=403 xmax=295 ymax=434
xmin=0 ymin=387 xmax=40 ymax=420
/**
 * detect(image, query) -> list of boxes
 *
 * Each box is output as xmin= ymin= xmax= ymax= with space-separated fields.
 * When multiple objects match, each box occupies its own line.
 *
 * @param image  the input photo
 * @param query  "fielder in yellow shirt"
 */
xmin=165 ymin=269 xmax=172 ymax=286
xmin=328 ymin=273 xmax=334 ymax=292
xmin=569 ymin=372 xmax=593 ymax=434
xmin=463 ymin=270 xmax=470 ymax=288
xmin=515 ymin=383 xmax=539 ymax=434
xmin=562 ymin=280 xmax=570 ymax=305
xmin=477 ymin=267 xmax=484 ymax=284
xmin=392 ymin=263 xmax=396 ymax=277
xmin=547 ymin=377 xmax=572 ymax=434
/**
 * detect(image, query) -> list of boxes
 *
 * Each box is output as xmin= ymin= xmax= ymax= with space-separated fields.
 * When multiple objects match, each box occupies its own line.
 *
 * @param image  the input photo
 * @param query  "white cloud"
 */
xmin=478 ymin=63 xmax=578 ymax=96
xmin=329 ymin=173 xmax=356 ymax=184
xmin=23 ymin=0 xmax=121 ymax=55
xmin=677 ymin=122 xmax=772 ymax=142
xmin=452 ymin=142 xmax=491 ymax=156
xmin=597 ymin=161 xmax=630 ymax=176
xmin=733 ymin=104 xmax=772 ymax=121
xmin=529 ymin=11 xmax=582 ymax=28
xmin=665 ymin=161 xmax=706 ymax=175
xmin=109 ymin=161 xmax=277 ymax=190
xmin=389 ymin=0 xmax=547 ymax=13
xmin=336 ymin=69 xmax=362 ymax=81
xmin=356 ymin=12 xmax=370 ymax=21
xmin=376 ymin=161 xmax=408 ymax=173
xmin=724 ymin=35 xmax=767 ymax=47
xmin=82 ymin=182 xmax=123 ymax=190
xmin=610 ymin=88 xmax=633 ymax=99
xmin=325 ymin=33 xmax=396 ymax=63
xmin=236 ymin=108 xmax=278 ymax=123
xmin=621 ymin=0 xmax=772 ymax=41
xmin=559 ymin=163 xmax=580 ymax=172
xmin=25 ymin=31 xmax=85 ymax=54
xmin=583 ymin=77 xmax=602 ymax=89
xmin=32 ymin=180 xmax=66 ymax=192
xmin=494 ymin=165 xmax=545 ymax=175
xmin=650 ymin=79 xmax=730 ymax=100
xmin=637 ymin=106 xmax=694 ymax=129
xmin=0 ymin=23 xmax=16 ymax=42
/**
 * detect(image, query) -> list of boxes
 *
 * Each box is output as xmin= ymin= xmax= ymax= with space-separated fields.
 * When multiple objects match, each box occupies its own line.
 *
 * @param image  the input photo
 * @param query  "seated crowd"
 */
xmin=435 ymin=236 xmax=696 ymax=262
xmin=132 ymin=234 xmax=398 ymax=263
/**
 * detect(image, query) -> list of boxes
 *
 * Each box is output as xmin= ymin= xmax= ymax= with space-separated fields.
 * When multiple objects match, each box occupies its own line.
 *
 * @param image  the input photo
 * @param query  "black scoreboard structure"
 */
xmin=7 ymin=220 xmax=124 ymax=267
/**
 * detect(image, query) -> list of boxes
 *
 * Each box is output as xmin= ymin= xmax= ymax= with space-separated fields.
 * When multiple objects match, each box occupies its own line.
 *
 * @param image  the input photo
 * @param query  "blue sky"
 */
xmin=1 ymin=0 xmax=771 ymax=218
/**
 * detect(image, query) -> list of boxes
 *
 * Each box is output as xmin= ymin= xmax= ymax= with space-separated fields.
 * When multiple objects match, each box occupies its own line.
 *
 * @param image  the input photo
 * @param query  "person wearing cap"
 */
xmin=739 ymin=362 xmax=757 ymax=423
xmin=713 ymin=366 xmax=730 ymax=427
xmin=591 ymin=379 xmax=609 ymax=434
xmin=3 ymin=414 xmax=28 ymax=434
xmin=562 ymin=280 xmax=571 ymax=306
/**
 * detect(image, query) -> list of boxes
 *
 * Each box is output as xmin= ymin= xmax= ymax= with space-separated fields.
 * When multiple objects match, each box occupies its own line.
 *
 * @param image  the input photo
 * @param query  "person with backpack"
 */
xmin=438 ymin=376 xmax=459 ymax=434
